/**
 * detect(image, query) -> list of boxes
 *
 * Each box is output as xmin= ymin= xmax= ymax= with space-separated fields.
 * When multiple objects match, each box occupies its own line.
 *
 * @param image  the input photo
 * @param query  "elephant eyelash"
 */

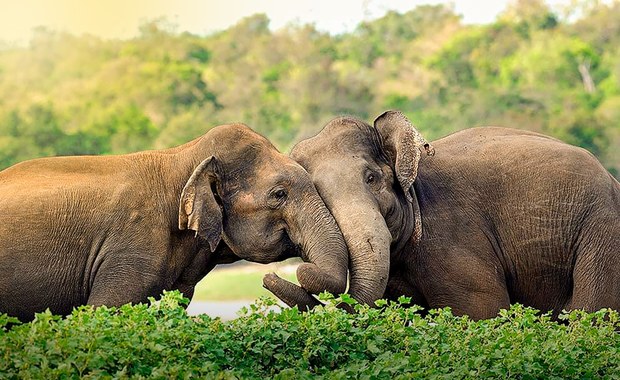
xmin=365 ymin=168 xmax=383 ymax=184
xmin=267 ymin=187 xmax=288 ymax=209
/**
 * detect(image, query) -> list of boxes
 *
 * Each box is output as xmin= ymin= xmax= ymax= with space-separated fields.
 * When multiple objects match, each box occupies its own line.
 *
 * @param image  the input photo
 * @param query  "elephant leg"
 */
xmin=86 ymin=258 xmax=166 ymax=307
xmin=566 ymin=233 xmax=620 ymax=313
xmin=421 ymin=248 xmax=510 ymax=320
xmin=172 ymin=283 xmax=196 ymax=301
xmin=87 ymin=274 xmax=163 ymax=307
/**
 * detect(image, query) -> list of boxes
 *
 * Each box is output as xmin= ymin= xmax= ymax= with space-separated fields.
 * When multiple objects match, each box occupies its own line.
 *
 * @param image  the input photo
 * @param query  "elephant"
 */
xmin=264 ymin=110 xmax=620 ymax=320
xmin=0 ymin=123 xmax=348 ymax=321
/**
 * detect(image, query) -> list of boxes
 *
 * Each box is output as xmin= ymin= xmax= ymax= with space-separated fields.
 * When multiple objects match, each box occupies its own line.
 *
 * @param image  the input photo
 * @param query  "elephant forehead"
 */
xmin=205 ymin=124 xmax=280 ymax=168
xmin=232 ymin=155 xmax=310 ymax=193
xmin=256 ymin=155 xmax=306 ymax=179
xmin=209 ymin=123 xmax=273 ymax=149
xmin=293 ymin=138 xmax=380 ymax=175
xmin=292 ymin=121 xmax=381 ymax=165
xmin=219 ymin=145 xmax=295 ymax=182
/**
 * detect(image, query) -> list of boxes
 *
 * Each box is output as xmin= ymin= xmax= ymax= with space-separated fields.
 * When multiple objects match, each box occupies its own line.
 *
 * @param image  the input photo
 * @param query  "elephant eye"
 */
xmin=274 ymin=189 xmax=287 ymax=199
xmin=366 ymin=173 xmax=375 ymax=184
xmin=267 ymin=188 xmax=288 ymax=209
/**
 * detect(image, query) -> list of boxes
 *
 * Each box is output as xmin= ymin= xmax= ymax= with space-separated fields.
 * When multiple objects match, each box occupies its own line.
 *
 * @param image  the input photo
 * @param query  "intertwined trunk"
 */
xmin=329 ymin=201 xmax=391 ymax=305
xmin=264 ymin=185 xmax=349 ymax=308
xmin=286 ymin=191 xmax=349 ymax=296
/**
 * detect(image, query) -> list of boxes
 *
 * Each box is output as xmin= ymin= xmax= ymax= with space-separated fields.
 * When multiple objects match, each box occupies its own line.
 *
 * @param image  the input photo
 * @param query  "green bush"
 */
xmin=1 ymin=291 xmax=619 ymax=379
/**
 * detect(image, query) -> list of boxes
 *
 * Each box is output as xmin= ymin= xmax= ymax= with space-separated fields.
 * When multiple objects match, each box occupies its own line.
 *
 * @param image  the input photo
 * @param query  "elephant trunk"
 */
xmin=343 ymin=213 xmax=391 ymax=306
xmin=326 ymin=195 xmax=391 ymax=306
xmin=285 ymin=190 xmax=349 ymax=296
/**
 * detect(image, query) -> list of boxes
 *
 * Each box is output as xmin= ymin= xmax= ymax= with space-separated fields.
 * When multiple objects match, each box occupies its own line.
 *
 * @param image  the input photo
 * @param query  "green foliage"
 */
xmin=1 ymin=291 xmax=619 ymax=378
xmin=0 ymin=3 xmax=619 ymax=176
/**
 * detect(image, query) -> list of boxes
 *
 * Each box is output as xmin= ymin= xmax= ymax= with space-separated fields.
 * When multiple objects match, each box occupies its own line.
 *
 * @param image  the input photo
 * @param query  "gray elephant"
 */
xmin=0 ymin=124 xmax=348 ymax=321
xmin=265 ymin=111 xmax=620 ymax=320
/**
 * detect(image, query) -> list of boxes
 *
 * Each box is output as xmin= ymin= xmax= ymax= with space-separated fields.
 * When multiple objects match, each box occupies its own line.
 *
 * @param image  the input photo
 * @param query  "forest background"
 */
xmin=0 ymin=0 xmax=618 ymax=178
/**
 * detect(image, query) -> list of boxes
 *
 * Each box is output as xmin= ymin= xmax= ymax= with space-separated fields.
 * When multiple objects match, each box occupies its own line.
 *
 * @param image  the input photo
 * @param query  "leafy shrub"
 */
xmin=1 ymin=291 xmax=619 ymax=379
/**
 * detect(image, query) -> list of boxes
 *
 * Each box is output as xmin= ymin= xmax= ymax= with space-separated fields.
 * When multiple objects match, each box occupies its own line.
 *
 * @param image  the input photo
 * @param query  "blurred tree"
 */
xmin=500 ymin=0 xmax=559 ymax=34
xmin=0 ymin=3 xmax=617 ymax=176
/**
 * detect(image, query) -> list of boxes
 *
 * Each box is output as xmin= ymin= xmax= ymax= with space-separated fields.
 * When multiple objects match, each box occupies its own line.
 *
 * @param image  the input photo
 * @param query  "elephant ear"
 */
xmin=374 ymin=110 xmax=435 ymax=199
xmin=179 ymin=156 xmax=223 ymax=252
xmin=374 ymin=110 xmax=435 ymax=241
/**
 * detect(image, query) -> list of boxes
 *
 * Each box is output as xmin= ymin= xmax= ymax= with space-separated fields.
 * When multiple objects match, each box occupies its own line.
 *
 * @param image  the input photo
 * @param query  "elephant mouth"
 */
xmin=271 ymin=228 xmax=300 ymax=263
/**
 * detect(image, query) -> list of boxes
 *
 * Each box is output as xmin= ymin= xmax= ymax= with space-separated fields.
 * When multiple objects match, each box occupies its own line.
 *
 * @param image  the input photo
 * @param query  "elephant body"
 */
xmin=266 ymin=111 xmax=620 ymax=320
xmin=387 ymin=126 xmax=620 ymax=318
xmin=1 ymin=152 xmax=202 ymax=318
xmin=0 ymin=124 xmax=348 ymax=321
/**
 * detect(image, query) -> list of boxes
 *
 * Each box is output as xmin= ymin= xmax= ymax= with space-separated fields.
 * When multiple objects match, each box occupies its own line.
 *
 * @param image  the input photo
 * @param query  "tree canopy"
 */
xmin=1 ymin=1 xmax=618 ymax=176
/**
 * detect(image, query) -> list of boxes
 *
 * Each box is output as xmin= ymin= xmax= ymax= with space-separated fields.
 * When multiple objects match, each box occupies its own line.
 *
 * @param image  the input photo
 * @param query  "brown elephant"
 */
xmin=265 ymin=111 xmax=620 ymax=320
xmin=0 ymin=123 xmax=348 ymax=321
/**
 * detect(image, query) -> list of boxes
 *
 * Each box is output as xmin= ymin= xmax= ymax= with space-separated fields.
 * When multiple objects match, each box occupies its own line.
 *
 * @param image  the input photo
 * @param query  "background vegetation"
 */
xmin=1 ymin=291 xmax=619 ymax=378
xmin=0 ymin=0 xmax=618 ymax=177
xmin=192 ymin=263 xmax=297 ymax=301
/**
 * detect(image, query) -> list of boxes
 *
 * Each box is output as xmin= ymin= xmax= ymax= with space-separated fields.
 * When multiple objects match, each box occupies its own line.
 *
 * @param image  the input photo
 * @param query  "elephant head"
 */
xmin=286 ymin=111 xmax=434 ymax=306
xmin=178 ymin=124 xmax=349 ymax=297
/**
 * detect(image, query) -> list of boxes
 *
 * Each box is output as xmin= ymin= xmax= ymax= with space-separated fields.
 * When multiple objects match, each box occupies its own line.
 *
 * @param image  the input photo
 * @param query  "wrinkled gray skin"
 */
xmin=0 ymin=124 xmax=348 ymax=321
xmin=266 ymin=110 xmax=620 ymax=320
